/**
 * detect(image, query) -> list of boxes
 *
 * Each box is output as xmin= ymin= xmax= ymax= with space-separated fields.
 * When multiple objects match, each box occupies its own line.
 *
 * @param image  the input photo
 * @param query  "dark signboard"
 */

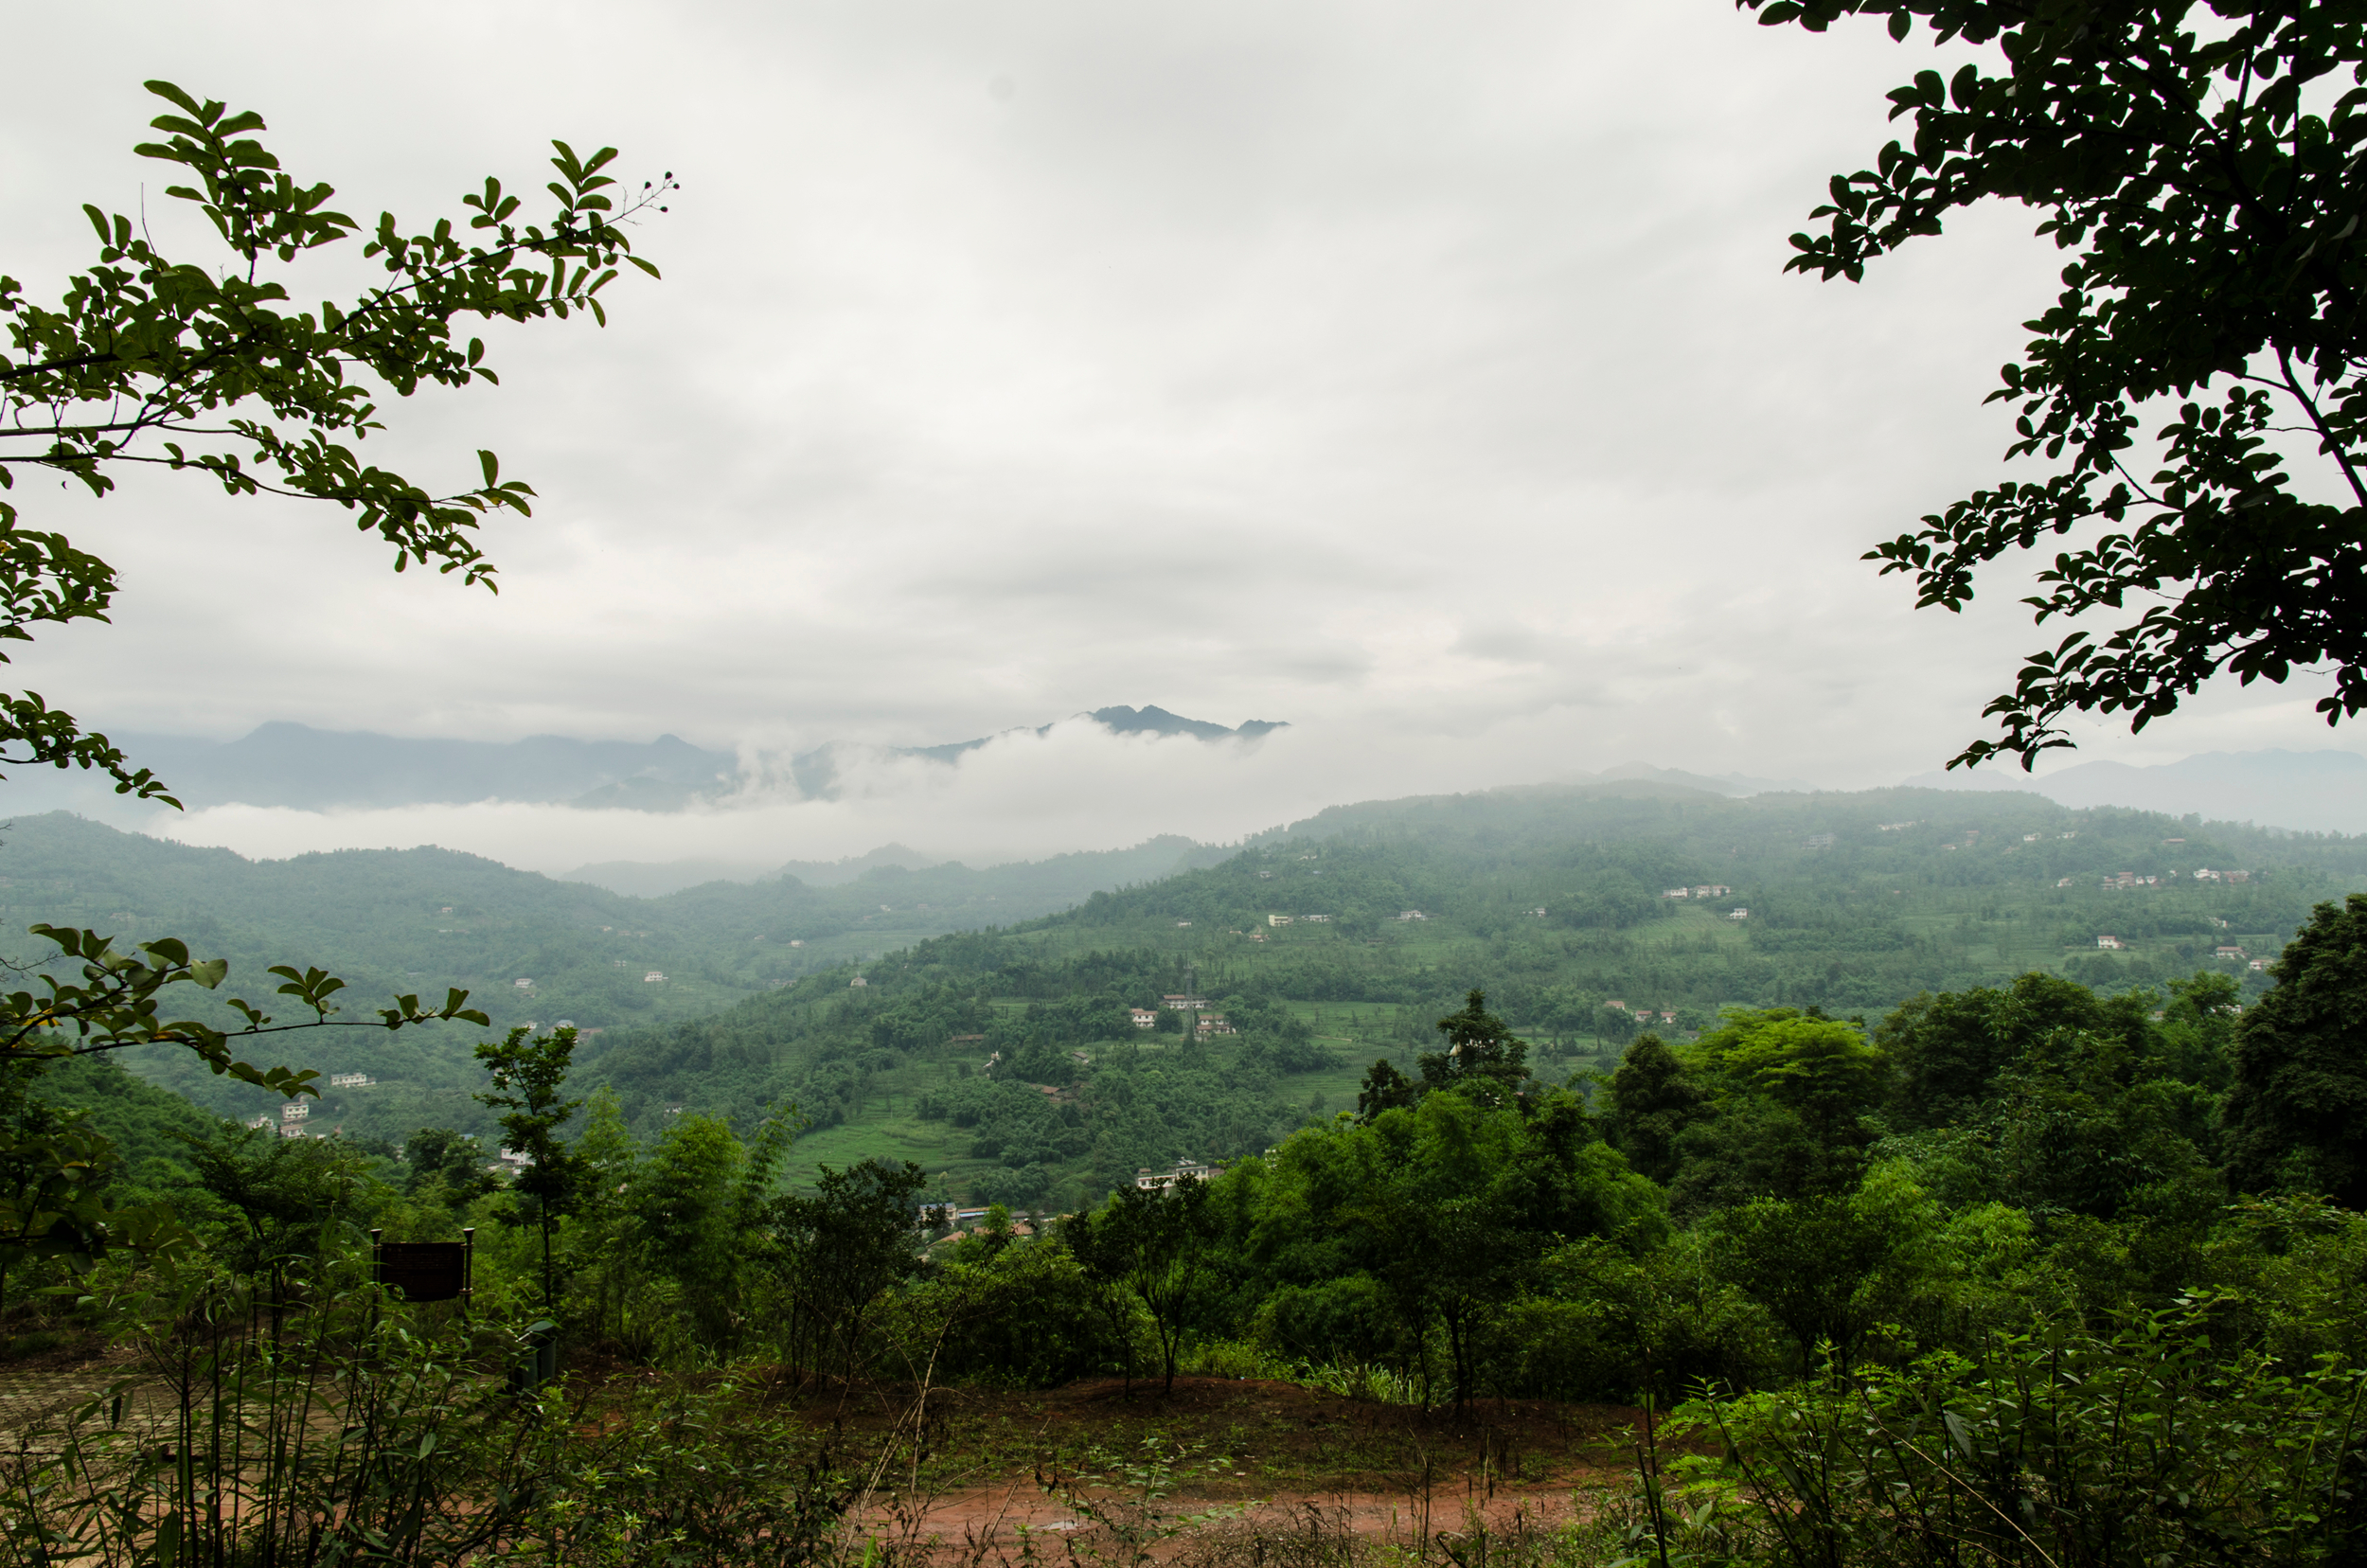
xmin=376 ymin=1242 xmax=468 ymax=1302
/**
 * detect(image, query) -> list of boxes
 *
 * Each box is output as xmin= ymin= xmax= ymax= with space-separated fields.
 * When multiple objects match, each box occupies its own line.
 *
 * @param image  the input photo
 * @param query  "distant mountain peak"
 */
xmin=5 ymin=706 xmax=1292 ymax=822
xmin=1596 ymin=761 xmax=1815 ymax=796
xmin=1083 ymin=705 xmax=1289 ymax=741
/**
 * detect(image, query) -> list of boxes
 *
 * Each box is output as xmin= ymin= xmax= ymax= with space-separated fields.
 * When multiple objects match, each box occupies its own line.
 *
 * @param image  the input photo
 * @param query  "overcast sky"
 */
xmin=5 ymin=2 xmax=2357 ymax=871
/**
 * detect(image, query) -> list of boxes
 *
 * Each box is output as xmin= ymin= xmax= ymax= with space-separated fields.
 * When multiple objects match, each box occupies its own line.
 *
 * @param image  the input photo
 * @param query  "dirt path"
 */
xmin=0 ymin=1345 xmax=179 ymax=1445
xmin=848 ymin=1473 xmax=1615 ymax=1562
xmin=0 ymin=1351 xmax=132 ymax=1430
xmin=794 ymin=1376 xmax=1648 ymax=1563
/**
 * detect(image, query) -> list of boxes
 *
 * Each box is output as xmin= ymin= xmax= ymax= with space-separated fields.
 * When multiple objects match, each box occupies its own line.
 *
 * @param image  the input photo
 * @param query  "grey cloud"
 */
xmin=0 ymin=0 xmax=2349 ymax=864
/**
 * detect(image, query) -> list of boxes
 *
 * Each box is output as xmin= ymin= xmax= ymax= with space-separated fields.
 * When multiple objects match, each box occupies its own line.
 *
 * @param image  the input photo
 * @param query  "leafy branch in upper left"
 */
xmin=0 ymin=79 xmax=672 ymax=802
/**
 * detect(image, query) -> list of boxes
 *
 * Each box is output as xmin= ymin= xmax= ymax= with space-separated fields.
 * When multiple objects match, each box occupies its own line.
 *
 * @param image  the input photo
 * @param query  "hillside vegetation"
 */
xmin=0 ymin=812 xmax=1224 ymax=1134
xmin=7 ymin=779 xmax=2365 ymax=1561
xmin=9 ymin=778 xmax=2340 ymax=1201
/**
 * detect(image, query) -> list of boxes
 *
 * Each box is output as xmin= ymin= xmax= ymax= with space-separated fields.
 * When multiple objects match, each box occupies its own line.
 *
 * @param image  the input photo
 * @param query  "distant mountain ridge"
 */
xmin=561 ymin=835 xmax=1221 ymax=899
xmin=818 ymin=705 xmax=1285 ymax=785
xmin=1901 ymin=749 xmax=2367 ymax=836
xmin=1591 ymin=761 xmax=1816 ymax=796
xmin=11 ymin=771 xmax=2366 ymax=1147
xmin=3 ymin=705 xmax=1287 ymax=818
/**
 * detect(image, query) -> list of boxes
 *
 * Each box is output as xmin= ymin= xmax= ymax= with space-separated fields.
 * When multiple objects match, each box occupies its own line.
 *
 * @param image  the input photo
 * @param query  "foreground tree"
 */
xmin=1602 ymin=1034 xmax=1708 ymax=1185
xmin=1066 ymin=1179 xmax=1220 ymax=1395
xmin=1416 ymin=989 xmax=1536 ymax=1109
xmin=1745 ymin=1 xmax=2367 ymax=767
xmin=0 ymin=80 xmax=664 ymax=1276
xmin=2223 ymin=894 xmax=2367 ymax=1204
xmin=1 ymin=80 xmax=668 ymax=799
xmin=475 ymin=1025 xmax=587 ymax=1310
xmin=766 ymin=1157 xmax=928 ymax=1381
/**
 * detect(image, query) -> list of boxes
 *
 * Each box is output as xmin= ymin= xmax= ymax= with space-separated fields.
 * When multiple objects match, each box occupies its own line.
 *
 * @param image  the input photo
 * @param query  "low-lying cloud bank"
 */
xmin=68 ymin=718 xmax=2367 ymax=882
xmin=132 ymin=717 xmax=1524 ymax=876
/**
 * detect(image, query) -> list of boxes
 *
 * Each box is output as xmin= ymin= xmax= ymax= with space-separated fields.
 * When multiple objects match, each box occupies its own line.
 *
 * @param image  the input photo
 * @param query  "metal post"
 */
xmin=461 ymin=1227 xmax=475 ymax=1320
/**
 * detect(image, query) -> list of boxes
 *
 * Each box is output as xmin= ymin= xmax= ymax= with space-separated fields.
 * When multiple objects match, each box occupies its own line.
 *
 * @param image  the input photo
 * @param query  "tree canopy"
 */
xmin=1744 ymin=1 xmax=2367 ymax=768
xmin=2222 ymin=892 xmax=2367 ymax=1204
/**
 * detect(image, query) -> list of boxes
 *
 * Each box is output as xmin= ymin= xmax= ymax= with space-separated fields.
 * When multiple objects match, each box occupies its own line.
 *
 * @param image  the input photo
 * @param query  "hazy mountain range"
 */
xmin=0 ymin=704 xmax=1288 ymax=821
xmin=1900 ymin=749 xmax=2367 ymax=837
xmin=559 ymin=837 xmax=1217 ymax=899
xmin=1 ymin=695 xmax=2354 ymax=886
xmin=1582 ymin=761 xmax=1817 ymax=796
xmin=20 ymin=773 xmax=2364 ymax=1140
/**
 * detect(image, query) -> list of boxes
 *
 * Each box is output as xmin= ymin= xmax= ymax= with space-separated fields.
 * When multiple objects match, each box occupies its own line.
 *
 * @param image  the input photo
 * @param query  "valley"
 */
xmin=16 ymin=775 xmax=2362 ymax=1211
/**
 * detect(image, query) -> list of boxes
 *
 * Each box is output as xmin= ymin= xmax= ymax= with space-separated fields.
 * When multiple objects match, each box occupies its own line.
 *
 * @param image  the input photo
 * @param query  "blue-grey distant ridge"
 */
xmin=6 ymin=706 xmax=1289 ymax=818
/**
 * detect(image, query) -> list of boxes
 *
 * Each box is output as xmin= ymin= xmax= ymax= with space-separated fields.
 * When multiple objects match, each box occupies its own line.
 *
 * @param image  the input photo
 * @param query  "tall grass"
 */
xmin=1178 ymin=1340 xmax=1426 ymax=1405
xmin=0 ymin=1242 xmax=852 ymax=1567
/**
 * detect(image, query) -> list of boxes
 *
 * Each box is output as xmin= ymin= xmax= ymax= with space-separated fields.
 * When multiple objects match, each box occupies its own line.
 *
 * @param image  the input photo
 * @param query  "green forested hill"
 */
xmin=573 ymin=779 xmax=2367 ymax=1212
xmin=8 ymin=781 xmax=2361 ymax=1202
xmin=0 ymin=812 xmax=1223 ymax=1131
xmin=8 ymin=1053 xmax=229 ymax=1193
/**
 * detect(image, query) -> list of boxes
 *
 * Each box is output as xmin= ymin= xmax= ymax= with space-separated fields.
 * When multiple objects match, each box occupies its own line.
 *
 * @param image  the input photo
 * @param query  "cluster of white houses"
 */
xmin=251 ymin=1074 xmax=379 ymax=1138
xmin=2095 ymin=936 xmax=2272 ymax=971
xmin=1661 ymin=884 xmax=1733 ymax=900
xmin=1259 ymin=911 xmax=1446 ymax=925
xmin=2062 ymin=868 xmax=2251 ymax=890
xmin=1133 ymin=1159 xmax=1218 ymax=1191
xmin=1130 ymin=997 xmax=1237 ymax=1035
xmin=252 ymin=1101 xmax=326 ymax=1139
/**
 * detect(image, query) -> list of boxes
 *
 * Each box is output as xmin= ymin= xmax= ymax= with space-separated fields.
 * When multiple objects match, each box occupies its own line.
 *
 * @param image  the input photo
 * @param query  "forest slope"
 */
xmin=0 ymin=813 xmax=1224 ymax=1132
xmin=574 ymin=780 xmax=2367 ymax=1210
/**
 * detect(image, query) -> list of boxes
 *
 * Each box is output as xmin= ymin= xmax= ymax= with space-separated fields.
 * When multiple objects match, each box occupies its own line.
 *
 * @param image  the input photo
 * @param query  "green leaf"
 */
xmin=141 ymin=80 xmax=205 ymax=116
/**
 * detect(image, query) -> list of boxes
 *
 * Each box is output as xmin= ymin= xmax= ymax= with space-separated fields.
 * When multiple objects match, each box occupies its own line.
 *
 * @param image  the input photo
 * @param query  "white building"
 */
xmin=1134 ymin=1159 xmax=1217 ymax=1191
